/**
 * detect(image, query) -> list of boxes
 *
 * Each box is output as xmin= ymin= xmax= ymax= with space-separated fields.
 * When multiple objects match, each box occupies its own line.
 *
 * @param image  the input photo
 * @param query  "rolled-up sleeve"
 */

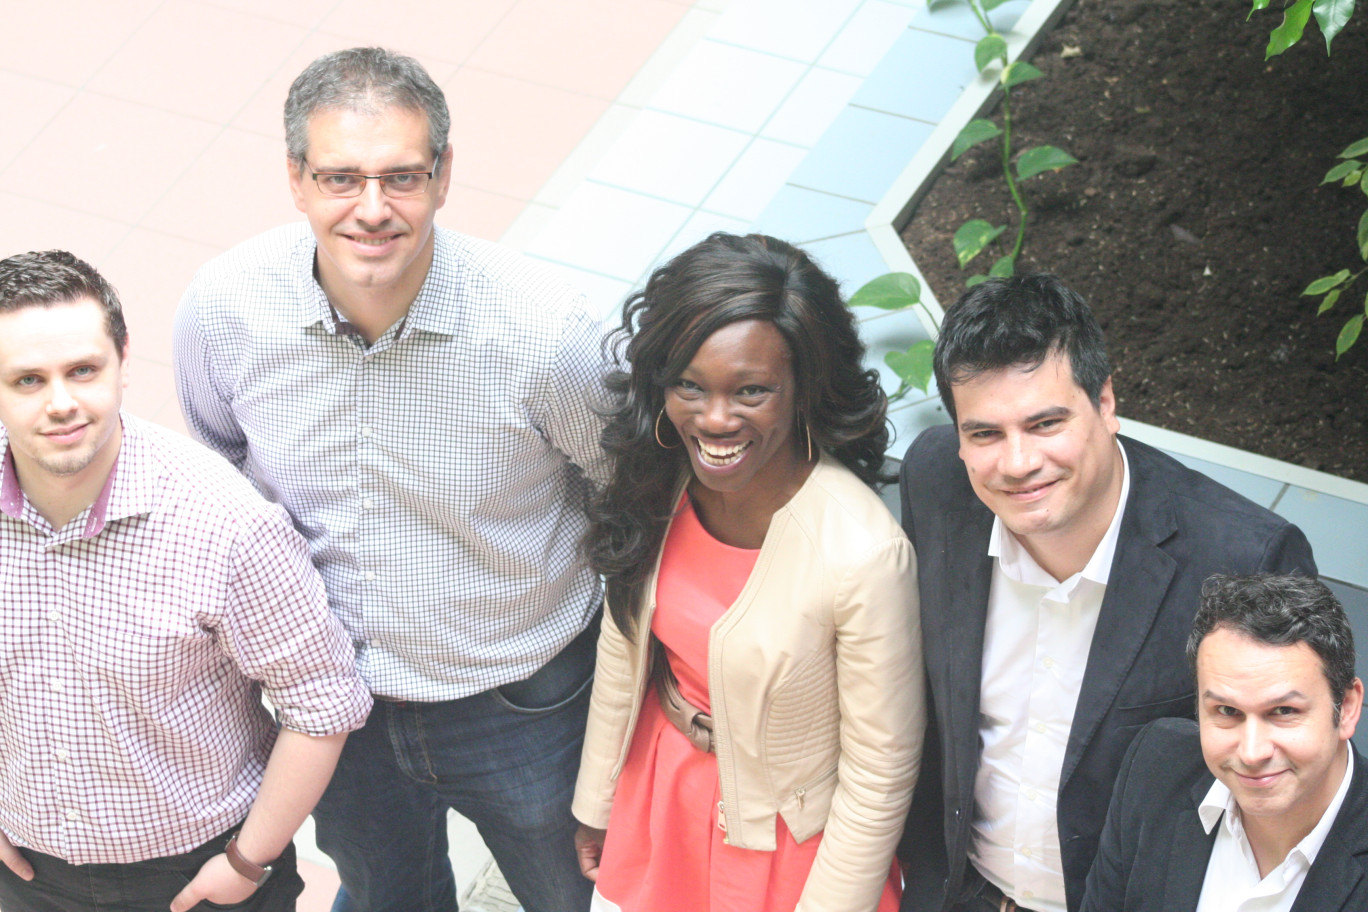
xmin=218 ymin=504 xmax=373 ymax=736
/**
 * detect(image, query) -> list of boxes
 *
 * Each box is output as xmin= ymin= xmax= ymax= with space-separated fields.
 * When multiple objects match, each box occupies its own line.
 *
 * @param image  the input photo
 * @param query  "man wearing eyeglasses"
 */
xmin=173 ymin=47 xmax=605 ymax=912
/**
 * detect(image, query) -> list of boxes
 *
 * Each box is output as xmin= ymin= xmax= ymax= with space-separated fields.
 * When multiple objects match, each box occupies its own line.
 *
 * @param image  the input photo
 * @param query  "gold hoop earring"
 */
xmin=655 ymin=408 xmax=678 ymax=449
xmin=805 ymin=422 xmax=813 ymax=462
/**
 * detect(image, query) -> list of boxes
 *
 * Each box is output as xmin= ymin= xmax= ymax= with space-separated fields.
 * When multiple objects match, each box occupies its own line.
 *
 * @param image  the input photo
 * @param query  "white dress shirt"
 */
xmin=1195 ymin=749 xmax=1353 ymax=912
xmin=969 ymin=443 xmax=1131 ymax=912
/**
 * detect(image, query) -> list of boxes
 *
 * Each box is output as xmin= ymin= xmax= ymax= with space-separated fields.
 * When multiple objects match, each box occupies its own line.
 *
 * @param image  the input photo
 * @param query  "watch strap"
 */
xmin=224 ymin=832 xmax=274 ymax=887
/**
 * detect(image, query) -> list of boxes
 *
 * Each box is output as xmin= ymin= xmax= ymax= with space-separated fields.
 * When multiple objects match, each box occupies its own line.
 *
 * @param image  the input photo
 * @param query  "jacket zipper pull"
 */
xmin=717 ymin=800 xmax=728 ymax=844
xmin=796 ymin=787 xmax=806 ymax=809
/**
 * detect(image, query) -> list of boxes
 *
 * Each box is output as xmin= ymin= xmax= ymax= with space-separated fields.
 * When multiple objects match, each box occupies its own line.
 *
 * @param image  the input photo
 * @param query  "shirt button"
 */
xmin=361 ymin=426 xmax=373 ymax=438
xmin=50 ymin=679 xmax=65 ymax=692
xmin=1042 ymin=657 xmax=1055 ymax=669
xmin=1033 ymin=722 xmax=1046 ymax=734
xmin=364 ymin=571 xmax=376 ymax=582
xmin=65 ymin=810 xmax=80 ymax=821
xmin=55 ymin=749 xmax=69 ymax=762
xmin=48 ymin=611 xmax=59 ymax=622
xmin=362 ymin=498 xmax=374 ymax=510
xmin=1024 ymin=788 xmax=1037 ymax=801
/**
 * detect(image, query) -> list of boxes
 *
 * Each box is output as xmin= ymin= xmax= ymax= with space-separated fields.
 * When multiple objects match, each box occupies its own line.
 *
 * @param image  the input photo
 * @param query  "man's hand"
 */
xmin=169 ymin=853 xmax=257 ymax=912
xmin=574 ymin=823 xmax=607 ymax=882
xmin=0 ymin=830 xmax=33 ymax=881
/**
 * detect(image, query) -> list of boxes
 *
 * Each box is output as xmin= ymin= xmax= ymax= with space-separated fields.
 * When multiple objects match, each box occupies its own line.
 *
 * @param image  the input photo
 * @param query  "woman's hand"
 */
xmin=574 ymin=824 xmax=608 ymax=882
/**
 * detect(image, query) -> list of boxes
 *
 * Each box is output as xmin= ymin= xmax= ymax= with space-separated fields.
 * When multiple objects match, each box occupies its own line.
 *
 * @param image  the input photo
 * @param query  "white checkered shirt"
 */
xmin=0 ymin=414 xmax=372 ymax=864
xmin=174 ymin=224 xmax=608 ymax=701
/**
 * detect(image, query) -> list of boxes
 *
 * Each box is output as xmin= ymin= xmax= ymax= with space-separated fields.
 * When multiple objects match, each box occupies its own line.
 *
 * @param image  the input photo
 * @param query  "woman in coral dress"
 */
xmin=572 ymin=232 xmax=925 ymax=912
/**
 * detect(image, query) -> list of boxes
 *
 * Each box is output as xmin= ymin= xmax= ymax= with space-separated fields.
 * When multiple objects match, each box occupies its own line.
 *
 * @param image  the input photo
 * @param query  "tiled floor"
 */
xmin=0 ymin=0 xmax=699 ymax=907
xmin=0 ymin=0 xmax=693 ymax=441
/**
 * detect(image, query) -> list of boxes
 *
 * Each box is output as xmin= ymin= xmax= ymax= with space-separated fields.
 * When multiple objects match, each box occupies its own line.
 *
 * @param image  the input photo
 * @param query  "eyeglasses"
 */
xmin=305 ymin=162 xmax=437 ymax=198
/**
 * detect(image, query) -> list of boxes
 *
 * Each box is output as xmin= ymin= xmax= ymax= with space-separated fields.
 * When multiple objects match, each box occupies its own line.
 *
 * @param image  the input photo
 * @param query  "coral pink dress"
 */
xmin=592 ymin=499 xmax=902 ymax=912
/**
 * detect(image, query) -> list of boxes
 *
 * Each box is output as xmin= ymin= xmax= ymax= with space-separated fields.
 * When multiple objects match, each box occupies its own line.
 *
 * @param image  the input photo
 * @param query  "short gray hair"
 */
xmin=284 ymin=47 xmax=450 ymax=167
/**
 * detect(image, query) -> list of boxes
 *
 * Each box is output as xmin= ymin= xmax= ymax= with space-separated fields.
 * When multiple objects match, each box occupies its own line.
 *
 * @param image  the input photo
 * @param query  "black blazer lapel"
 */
xmin=1164 ymin=776 xmax=1218 ymax=910
xmin=1062 ymin=462 xmax=1178 ymax=789
xmin=944 ymin=506 xmax=995 ymax=799
xmin=1291 ymin=748 xmax=1368 ymax=912
xmin=933 ymin=505 xmax=994 ymax=803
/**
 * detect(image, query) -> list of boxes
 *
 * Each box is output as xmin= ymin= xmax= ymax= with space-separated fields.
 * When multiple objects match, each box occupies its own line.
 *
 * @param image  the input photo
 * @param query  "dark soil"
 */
xmin=902 ymin=0 xmax=1368 ymax=482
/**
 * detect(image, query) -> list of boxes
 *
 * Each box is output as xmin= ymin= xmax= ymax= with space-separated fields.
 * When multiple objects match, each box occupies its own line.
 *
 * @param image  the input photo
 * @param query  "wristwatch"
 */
xmin=224 ymin=832 xmax=275 ymax=887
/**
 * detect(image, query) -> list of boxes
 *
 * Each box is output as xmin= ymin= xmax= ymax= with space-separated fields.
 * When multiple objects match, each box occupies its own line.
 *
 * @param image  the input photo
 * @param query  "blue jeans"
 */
xmin=313 ymin=618 xmax=598 ymax=912
xmin=0 ymin=829 xmax=303 ymax=912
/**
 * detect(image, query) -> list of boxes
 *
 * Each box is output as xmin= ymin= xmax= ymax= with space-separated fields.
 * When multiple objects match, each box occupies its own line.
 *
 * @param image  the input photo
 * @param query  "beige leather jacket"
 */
xmin=573 ymin=454 xmax=924 ymax=912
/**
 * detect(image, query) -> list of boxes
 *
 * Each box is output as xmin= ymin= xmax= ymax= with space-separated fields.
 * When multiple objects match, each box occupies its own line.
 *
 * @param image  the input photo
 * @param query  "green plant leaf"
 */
xmin=849 ymin=273 xmax=922 ymax=311
xmin=953 ymin=220 xmax=1007 ymax=268
xmin=990 ymin=254 xmax=1016 ymax=277
xmin=1016 ymin=145 xmax=1079 ymax=180
xmin=966 ymin=274 xmax=991 ymax=288
xmin=952 ymin=119 xmax=1003 ymax=160
xmin=1312 ymin=0 xmax=1356 ymax=51
xmin=1318 ymin=288 xmax=1342 ymax=314
xmin=1362 ymin=177 xmax=1368 ymax=200
xmin=982 ymin=0 xmax=1014 ymax=9
xmin=1347 ymin=170 xmax=1364 ymax=188
xmin=1002 ymin=62 xmax=1043 ymax=88
xmin=1340 ymin=137 xmax=1368 ymax=159
xmin=1302 ymin=269 xmax=1351 ymax=294
xmin=1266 ymin=0 xmax=1315 ymax=58
xmin=927 ymin=0 xmax=959 ymax=11
xmin=885 ymin=341 xmax=936 ymax=393
xmin=1336 ymin=313 xmax=1363 ymax=358
xmin=1359 ymin=209 xmax=1368 ymax=259
xmin=1323 ymin=160 xmax=1361 ymax=183
xmin=1249 ymin=0 xmax=1272 ymax=14
xmin=975 ymin=34 xmax=1008 ymax=72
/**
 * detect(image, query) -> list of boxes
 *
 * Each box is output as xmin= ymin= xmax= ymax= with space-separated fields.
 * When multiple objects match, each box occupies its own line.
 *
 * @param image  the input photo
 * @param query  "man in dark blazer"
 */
xmin=1083 ymin=574 xmax=1366 ymax=912
xmin=898 ymin=275 xmax=1316 ymax=912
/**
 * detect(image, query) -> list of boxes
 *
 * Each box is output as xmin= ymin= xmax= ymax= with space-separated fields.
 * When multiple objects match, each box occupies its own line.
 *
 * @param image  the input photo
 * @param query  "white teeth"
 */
xmin=696 ymin=439 xmax=750 ymax=466
xmin=352 ymin=236 xmax=393 ymax=246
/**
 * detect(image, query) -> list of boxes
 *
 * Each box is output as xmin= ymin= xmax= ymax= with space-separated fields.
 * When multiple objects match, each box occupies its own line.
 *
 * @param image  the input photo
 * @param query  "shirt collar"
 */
xmin=293 ymin=225 xmax=461 ymax=338
xmin=988 ymin=439 xmax=1131 ymax=597
xmin=1199 ymin=744 xmax=1356 ymax=868
xmin=0 ymin=414 xmax=156 ymax=538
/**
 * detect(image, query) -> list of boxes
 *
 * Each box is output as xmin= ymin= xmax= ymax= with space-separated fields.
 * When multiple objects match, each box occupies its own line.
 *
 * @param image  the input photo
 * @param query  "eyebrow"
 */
xmin=959 ymin=405 xmax=1072 ymax=433
xmin=311 ymin=162 xmax=431 ymax=174
xmin=4 ymin=351 xmax=108 ymax=376
xmin=1201 ymin=688 xmax=1309 ymax=706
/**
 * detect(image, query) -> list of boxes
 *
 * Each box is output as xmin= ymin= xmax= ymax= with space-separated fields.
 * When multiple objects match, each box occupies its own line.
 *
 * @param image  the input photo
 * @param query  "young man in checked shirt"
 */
xmin=0 ymin=249 xmax=373 ymax=911
xmin=174 ymin=48 xmax=607 ymax=912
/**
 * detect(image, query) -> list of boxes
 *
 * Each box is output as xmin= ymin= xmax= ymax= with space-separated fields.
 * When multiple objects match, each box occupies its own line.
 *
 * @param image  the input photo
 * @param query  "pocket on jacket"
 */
xmin=779 ymin=764 xmax=839 ymax=843
xmin=1111 ymin=692 xmax=1196 ymax=730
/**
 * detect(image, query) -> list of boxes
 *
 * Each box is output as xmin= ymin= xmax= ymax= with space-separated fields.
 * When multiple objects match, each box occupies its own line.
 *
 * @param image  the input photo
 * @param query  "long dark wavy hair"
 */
xmin=588 ymin=232 xmax=892 ymax=639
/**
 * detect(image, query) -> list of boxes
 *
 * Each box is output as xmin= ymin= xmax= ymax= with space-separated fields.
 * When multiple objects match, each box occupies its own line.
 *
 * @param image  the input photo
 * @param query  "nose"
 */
xmin=999 ymin=431 xmax=1043 ymax=479
xmin=353 ymin=177 xmax=393 ymax=225
xmin=695 ymin=394 xmax=741 ymax=436
xmin=1236 ymin=718 xmax=1275 ymax=769
xmin=46 ymin=378 xmax=77 ymax=416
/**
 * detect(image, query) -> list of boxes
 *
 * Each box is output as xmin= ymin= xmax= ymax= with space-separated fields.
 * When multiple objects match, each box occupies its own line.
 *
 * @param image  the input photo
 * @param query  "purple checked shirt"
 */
xmin=0 ymin=414 xmax=372 ymax=864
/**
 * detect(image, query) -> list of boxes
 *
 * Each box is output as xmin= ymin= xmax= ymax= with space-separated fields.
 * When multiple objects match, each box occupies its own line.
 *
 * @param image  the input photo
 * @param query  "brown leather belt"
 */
xmin=973 ymin=874 xmax=1038 ymax=912
xmin=652 ymin=640 xmax=715 ymax=754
